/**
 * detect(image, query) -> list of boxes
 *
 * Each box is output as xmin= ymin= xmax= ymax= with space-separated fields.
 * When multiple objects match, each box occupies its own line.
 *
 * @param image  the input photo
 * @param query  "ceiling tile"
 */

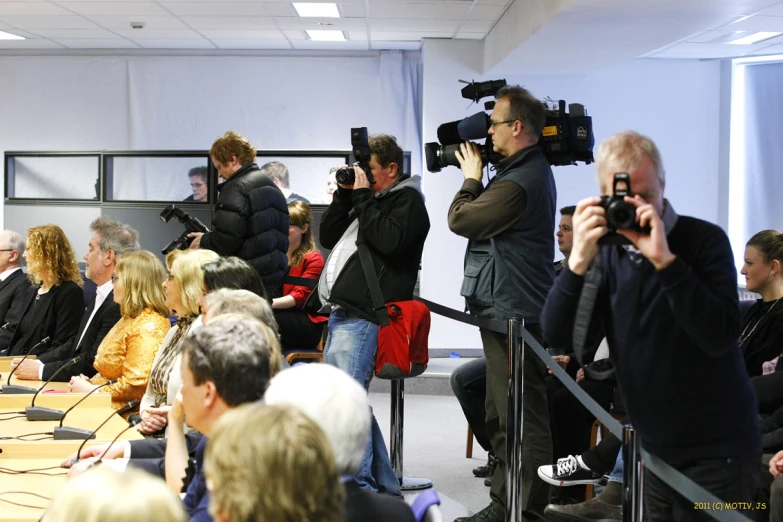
xmin=468 ymin=4 xmax=506 ymax=21
xmin=57 ymin=37 xmax=139 ymax=48
xmin=759 ymin=34 xmax=783 ymax=45
xmin=346 ymin=30 xmax=367 ymax=40
xmin=282 ymin=29 xmax=307 ymax=40
xmin=747 ymin=43 xmax=783 ymax=55
xmin=198 ymin=29 xmax=283 ymax=39
xmin=0 ymin=39 xmax=65 ymax=49
xmin=459 ymin=20 xmax=492 ymax=32
xmin=56 ymin=2 xmax=168 ymax=16
xmin=133 ymin=38 xmax=216 ymax=48
xmin=89 ymin=15 xmax=187 ymax=29
xmin=113 ymin=29 xmax=202 ymax=38
xmin=159 ymin=2 xmax=265 ymax=16
xmin=661 ymin=42 xmax=767 ymax=58
xmin=759 ymin=3 xmax=783 ymax=17
xmin=0 ymin=16 xmax=99 ymax=29
xmin=27 ymin=28 xmax=118 ymax=38
xmin=683 ymin=30 xmax=736 ymax=43
xmin=212 ymin=38 xmax=291 ymax=49
xmin=338 ymin=3 xmax=365 ymax=17
xmin=181 ymin=16 xmax=277 ymax=30
xmin=274 ymin=17 xmax=366 ymax=30
xmin=292 ymin=39 xmax=368 ymax=50
xmin=721 ymin=15 xmax=783 ymax=32
xmin=0 ymin=2 xmax=72 ymax=15
xmin=371 ymin=18 xmax=459 ymax=31
xmin=455 ymin=31 xmax=486 ymax=39
xmin=369 ymin=3 xmax=469 ymax=19
xmin=371 ymin=30 xmax=452 ymax=40
xmin=262 ymin=3 xmax=294 ymax=17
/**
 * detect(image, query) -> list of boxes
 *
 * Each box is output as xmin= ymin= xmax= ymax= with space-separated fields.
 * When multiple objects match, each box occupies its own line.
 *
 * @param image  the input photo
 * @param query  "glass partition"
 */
xmin=104 ymin=154 xmax=211 ymax=203
xmin=6 ymin=154 xmax=100 ymax=200
xmin=255 ymin=153 xmax=350 ymax=205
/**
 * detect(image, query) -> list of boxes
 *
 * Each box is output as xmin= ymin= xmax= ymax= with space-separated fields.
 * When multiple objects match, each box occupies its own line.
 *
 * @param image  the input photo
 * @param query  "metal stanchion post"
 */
xmin=506 ymin=318 xmax=523 ymax=522
xmin=622 ymin=425 xmax=644 ymax=522
xmin=389 ymin=378 xmax=432 ymax=491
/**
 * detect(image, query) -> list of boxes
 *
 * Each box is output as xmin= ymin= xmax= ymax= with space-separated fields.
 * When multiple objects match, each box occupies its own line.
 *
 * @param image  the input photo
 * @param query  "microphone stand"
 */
xmin=52 ymin=379 xmax=118 ymax=440
xmin=71 ymin=400 xmax=139 ymax=461
xmin=25 ymin=356 xmax=83 ymax=421
xmin=2 ymin=336 xmax=51 ymax=394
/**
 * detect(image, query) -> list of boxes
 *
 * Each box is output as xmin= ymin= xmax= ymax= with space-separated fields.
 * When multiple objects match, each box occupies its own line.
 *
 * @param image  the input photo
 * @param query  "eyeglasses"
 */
xmin=111 ymin=274 xmax=119 ymax=283
xmin=0 ymin=249 xmax=14 ymax=252
xmin=190 ymin=183 xmax=206 ymax=188
xmin=489 ymin=120 xmax=515 ymax=129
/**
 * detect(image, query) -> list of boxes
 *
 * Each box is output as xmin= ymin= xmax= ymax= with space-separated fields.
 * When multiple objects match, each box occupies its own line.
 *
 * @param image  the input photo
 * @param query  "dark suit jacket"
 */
xmin=0 ymin=269 xmax=31 ymax=352
xmin=344 ymin=481 xmax=416 ymax=522
xmin=126 ymin=431 xmax=204 ymax=479
xmin=38 ymin=290 xmax=121 ymax=381
xmin=5 ymin=281 xmax=85 ymax=357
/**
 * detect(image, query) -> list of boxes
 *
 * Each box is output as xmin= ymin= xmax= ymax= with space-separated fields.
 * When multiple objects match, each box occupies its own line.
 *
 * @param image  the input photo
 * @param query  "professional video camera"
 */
xmin=159 ymin=205 xmax=209 ymax=255
xmin=425 ymin=79 xmax=595 ymax=173
xmin=335 ymin=127 xmax=373 ymax=186
xmin=598 ymin=173 xmax=649 ymax=246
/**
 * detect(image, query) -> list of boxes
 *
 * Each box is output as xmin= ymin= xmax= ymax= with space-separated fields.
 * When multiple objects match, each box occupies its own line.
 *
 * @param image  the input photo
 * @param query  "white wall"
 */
xmin=420 ymin=39 xmax=722 ymax=349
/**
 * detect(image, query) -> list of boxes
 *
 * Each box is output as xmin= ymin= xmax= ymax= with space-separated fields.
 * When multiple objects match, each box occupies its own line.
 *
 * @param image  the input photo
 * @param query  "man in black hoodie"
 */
xmin=188 ymin=131 xmax=289 ymax=298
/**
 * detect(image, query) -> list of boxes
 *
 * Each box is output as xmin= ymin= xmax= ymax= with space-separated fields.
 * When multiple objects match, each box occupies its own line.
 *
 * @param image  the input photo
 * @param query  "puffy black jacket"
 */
xmin=306 ymin=176 xmax=429 ymax=324
xmin=201 ymin=163 xmax=289 ymax=295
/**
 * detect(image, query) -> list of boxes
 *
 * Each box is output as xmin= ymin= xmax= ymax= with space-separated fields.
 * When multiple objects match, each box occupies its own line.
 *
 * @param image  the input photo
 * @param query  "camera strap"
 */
xmin=572 ymin=253 xmax=610 ymax=378
xmin=356 ymin=242 xmax=391 ymax=327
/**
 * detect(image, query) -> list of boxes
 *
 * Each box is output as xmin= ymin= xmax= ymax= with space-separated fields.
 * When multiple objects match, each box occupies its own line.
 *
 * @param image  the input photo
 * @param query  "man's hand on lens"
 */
xmin=617 ymin=195 xmax=676 ymax=271
xmin=353 ymin=166 xmax=370 ymax=190
xmin=454 ymin=141 xmax=484 ymax=182
xmin=186 ymin=232 xmax=203 ymax=250
xmin=568 ymin=197 xmax=608 ymax=276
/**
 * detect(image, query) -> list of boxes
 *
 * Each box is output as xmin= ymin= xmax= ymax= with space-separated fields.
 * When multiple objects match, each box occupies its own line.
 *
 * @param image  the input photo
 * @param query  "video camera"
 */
xmin=425 ymin=79 xmax=595 ymax=173
xmin=598 ymin=173 xmax=649 ymax=246
xmin=159 ymin=205 xmax=210 ymax=255
xmin=335 ymin=127 xmax=373 ymax=186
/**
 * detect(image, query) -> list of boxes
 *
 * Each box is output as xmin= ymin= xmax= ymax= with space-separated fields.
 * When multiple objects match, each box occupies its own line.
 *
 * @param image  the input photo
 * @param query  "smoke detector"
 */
xmin=130 ymin=21 xmax=145 ymax=29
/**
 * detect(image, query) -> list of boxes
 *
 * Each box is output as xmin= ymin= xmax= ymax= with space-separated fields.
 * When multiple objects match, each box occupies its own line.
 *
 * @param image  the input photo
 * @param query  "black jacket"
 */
xmin=739 ymin=299 xmax=783 ymax=378
xmin=343 ymin=481 xmax=416 ymax=522
xmin=5 ymin=281 xmax=85 ymax=357
xmin=200 ymin=163 xmax=289 ymax=296
xmin=37 ymin=290 xmax=121 ymax=381
xmin=0 ymin=269 xmax=31 ymax=352
xmin=127 ymin=432 xmax=204 ymax=479
xmin=307 ymin=176 xmax=429 ymax=324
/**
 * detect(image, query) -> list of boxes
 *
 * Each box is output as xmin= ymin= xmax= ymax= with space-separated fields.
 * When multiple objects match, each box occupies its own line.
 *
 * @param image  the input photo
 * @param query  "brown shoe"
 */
xmin=543 ymin=497 xmax=622 ymax=521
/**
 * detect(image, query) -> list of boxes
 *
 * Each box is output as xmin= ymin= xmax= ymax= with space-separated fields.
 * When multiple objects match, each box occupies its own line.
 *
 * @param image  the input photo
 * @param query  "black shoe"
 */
xmin=543 ymin=497 xmax=621 ymax=521
xmin=455 ymin=503 xmax=504 ymax=522
xmin=484 ymin=475 xmax=491 ymax=487
xmin=537 ymin=455 xmax=603 ymax=487
xmin=473 ymin=454 xmax=498 ymax=478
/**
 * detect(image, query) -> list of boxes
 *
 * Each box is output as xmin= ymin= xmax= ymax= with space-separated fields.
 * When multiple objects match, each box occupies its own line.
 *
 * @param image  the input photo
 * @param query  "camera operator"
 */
xmin=541 ymin=130 xmax=760 ymax=521
xmin=449 ymin=85 xmax=556 ymax=522
xmin=306 ymin=134 xmax=430 ymax=497
xmin=188 ymin=131 xmax=289 ymax=298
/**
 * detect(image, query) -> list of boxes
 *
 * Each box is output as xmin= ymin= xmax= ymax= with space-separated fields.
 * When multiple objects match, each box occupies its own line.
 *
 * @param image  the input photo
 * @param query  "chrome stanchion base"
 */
xmin=401 ymin=477 xmax=433 ymax=491
xmin=390 ymin=379 xmax=434 ymax=492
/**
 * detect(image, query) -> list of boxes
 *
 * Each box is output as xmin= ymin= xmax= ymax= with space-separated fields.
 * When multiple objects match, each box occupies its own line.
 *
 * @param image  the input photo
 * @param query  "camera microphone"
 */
xmin=52 ymin=379 xmax=118 ymax=439
xmin=24 ymin=356 xmax=83 ymax=421
xmin=2 ymin=336 xmax=51 ymax=394
xmin=70 ymin=400 xmax=139 ymax=463
xmin=459 ymin=79 xmax=507 ymax=103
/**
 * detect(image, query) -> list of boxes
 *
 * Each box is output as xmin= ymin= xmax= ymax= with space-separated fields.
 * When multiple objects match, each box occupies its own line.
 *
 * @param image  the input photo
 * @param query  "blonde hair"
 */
xmin=25 ymin=224 xmax=82 ymax=288
xmin=165 ymin=249 xmax=219 ymax=316
xmin=206 ymin=311 xmax=282 ymax=376
xmin=595 ymin=130 xmax=665 ymax=190
xmin=288 ymin=201 xmax=317 ymax=269
xmin=115 ymin=251 xmax=169 ymax=318
xmin=206 ymin=403 xmax=344 ymax=522
xmin=44 ymin=467 xmax=186 ymax=522
xmin=210 ymin=131 xmax=256 ymax=165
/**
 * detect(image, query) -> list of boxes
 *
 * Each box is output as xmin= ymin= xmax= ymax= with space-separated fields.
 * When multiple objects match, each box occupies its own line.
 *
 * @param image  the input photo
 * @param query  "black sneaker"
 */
xmin=473 ymin=454 xmax=497 ymax=478
xmin=537 ymin=455 xmax=603 ymax=487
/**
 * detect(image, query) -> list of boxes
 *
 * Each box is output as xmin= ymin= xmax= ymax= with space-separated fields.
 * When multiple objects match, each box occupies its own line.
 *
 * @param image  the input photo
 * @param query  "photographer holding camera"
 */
xmin=541 ymin=131 xmax=760 ymax=521
xmin=448 ymin=85 xmax=556 ymax=522
xmin=306 ymin=133 xmax=429 ymax=497
xmin=187 ymin=131 xmax=289 ymax=298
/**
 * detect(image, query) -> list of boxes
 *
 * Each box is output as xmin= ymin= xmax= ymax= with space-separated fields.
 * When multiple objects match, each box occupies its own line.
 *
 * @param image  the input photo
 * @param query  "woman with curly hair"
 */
xmin=70 ymin=251 xmax=171 ymax=414
xmin=4 ymin=224 xmax=84 ymax=357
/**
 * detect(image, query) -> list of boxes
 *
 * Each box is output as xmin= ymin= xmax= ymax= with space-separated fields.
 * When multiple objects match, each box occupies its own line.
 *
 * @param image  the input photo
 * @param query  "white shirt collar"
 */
xmin=96 ymin=279 xmax=114 ymax=300
xmin=0 ymin=267 xmax=22 ymax=282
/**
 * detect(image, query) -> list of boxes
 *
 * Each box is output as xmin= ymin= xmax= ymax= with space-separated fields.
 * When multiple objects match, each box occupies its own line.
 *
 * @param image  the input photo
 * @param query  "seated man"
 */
xmin=12 ymin=218 xmax=137 ymax=381
xmin=184 ymin=167 xmax=208 ymax=202
xmin=0 ymin=230 xmax=31 ymax=352
xmin=265 ymin=363 xmax=416 ymax=522
xmin=260 ymin=161 xmax=310 ymax=204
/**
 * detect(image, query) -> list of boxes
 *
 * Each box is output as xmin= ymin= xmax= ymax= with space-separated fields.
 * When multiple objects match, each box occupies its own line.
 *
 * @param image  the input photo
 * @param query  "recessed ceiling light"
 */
xmin=727 ymin=31 xmax=782 ymax=45
xmin=0 ymin=30 xmax=25 ymax=40
xmin=306 ymin=29 xmax=346 ymax=41
xmin=294 ymin=3 xmax=340 ymax=18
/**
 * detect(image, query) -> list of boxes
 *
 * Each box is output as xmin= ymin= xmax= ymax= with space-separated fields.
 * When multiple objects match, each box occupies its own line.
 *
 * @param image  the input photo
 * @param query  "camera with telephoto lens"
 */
xmin=598 ymin=173 xmax=650 ymax=246
xmin=335 ymin=128 xmax=373 ymax=186
xmin=160 ymin=205 xmax=210 ymax=255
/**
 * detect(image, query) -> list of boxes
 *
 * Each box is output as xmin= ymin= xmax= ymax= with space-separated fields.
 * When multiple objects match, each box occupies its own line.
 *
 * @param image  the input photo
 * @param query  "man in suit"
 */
xmin=265 ymin=363 xmax=417 ymax=522
xmin=0 ymin=230 xmax=31 ymax=352
xmin=11 ymin=217 xmax=138 ymax=381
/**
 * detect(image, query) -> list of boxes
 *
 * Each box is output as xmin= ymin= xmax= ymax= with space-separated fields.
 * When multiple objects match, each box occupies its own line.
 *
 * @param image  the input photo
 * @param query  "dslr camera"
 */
xmin=160 ymin=205 xmax=210 ymax=255
xmin=598 ymin=173 xmax=649 ymax=246
xmin=335 ymin=128 xmax=373 ymax=186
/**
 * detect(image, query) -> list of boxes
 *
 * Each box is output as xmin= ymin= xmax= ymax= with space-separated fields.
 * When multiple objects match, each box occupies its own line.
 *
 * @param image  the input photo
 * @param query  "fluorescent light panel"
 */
xmin=293 ymin=3 xmax=340 ymax=18
xmin=727 ymin=31 xmax=781 ymax=45
xmin=0 ymin=30 xmax=25 ymax=40
xmin=306 ymin=29 xmax=345 ymax=41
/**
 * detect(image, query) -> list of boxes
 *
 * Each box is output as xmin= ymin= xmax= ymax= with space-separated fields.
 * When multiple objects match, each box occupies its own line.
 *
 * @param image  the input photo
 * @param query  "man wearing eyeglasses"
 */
xmin=0 ymin=230 xmax=30 ymax=353
xmin=448 ymin=85 xmax=556 ymax=522
xmin=184 ymin=167 xmax=208 ymax=203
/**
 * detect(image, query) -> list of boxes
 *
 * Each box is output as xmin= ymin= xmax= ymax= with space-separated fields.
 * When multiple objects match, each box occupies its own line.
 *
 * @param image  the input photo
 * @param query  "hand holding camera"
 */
xmin=454 ymin=141 xmax=484 ymax=182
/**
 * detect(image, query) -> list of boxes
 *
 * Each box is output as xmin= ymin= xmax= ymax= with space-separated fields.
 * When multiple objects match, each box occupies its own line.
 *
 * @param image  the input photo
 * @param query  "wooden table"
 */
xmin=0 ymin=372 xmax=70 ymax=391
xmin=0 ymin=371 xmax=108 ymax=409
xmin=0 ymin=459 xmax=67 ymax=522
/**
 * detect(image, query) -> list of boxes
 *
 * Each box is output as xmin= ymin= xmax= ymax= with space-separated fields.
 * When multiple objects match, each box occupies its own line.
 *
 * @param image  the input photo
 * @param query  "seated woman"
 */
xmin=271 ymin=201 xmax=327 ymax=351
xmin=70 ymin=251 xmax=171 ymax=414
xmin=137 ymin=249 xmax=219 ymax=436
xmin=3 ymin=224 xmax=84 ymax=357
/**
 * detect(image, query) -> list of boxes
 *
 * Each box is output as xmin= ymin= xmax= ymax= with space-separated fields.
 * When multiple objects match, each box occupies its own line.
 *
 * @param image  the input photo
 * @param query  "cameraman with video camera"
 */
xmin=188 ymin=131 xmax=289 ymax=298
xmin=449 ymin=85 xmax=556 ymax=522
xmin=541 ymin=131 xmax=760 ymax=521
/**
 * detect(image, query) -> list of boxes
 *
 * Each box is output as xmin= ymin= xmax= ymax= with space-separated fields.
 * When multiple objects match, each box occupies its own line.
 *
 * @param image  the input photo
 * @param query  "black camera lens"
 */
xmin=335 ymin=166 xmax=355 ymax=186
xmin=607 ymin=200 xmax=636 ymax=230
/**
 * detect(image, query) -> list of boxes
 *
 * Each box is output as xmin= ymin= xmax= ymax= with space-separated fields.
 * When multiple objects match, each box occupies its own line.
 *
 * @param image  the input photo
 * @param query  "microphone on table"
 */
xmin=90 ymin=417 xmax=142 ymax=468
xmin=1 ymin=336 xmax=50 ymax=394
xmin=24 ymin=356 xmax=83 ymax=421
xmin=70 ymin=400 xmax=139 ymax=462
xmin=52 ymin=379 xmax=118 ymax=439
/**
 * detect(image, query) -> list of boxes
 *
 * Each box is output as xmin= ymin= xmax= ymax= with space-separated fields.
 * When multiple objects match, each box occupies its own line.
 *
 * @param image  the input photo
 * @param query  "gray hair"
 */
xmin=495 ymin=85 xmax=546 ymax=139
xmin=264 ymin=364 xmax=371 ymax=475
xmin=0 ymin=230 xmax=25 ymax=256
xmin=259 ymin=161 xmax=290 ymax=188
xmin=595 ymin=130 xmax=666 ymax=189
xmin=90 ymin=217 xmax=140 ymax=256
xmin=204 ymin=289 xmax=278 ymax=336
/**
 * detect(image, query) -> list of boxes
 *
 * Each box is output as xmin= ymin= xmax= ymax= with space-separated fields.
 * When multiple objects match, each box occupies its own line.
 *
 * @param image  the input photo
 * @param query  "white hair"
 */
xmin=204 ymin=288 xmax=278 ymax=336
xmin=0 ymin=230 xmax=25 ymax=256
xmin=595 ymin=130 xmax=665 ymax=190
xmin=264 ymin=364 xmax=371 ymax=475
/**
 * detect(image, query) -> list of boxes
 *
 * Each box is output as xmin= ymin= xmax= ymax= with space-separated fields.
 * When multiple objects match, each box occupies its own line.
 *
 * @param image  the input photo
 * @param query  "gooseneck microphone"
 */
xmin=92 ymin=417 xmax=142 ymax=467
xmin=52 ymin=379 xmax=118 ymax=440
xmin=71 ymin=400 xmax=139 ymax=462
xmin=24 ymin=356 xmax=83 ymax=421
xmin=2 ymin=336 xmax=51 ymax=394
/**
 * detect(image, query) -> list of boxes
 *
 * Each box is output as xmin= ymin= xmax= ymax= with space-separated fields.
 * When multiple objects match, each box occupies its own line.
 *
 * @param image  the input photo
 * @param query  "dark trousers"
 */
xmin=755 ymin=454 xmax=781 ymax=522
xmin=550 ymin=379 xmax=615 ymax=462
xmin=645 ymin=455 xmax=760 ymax=522
xmin=482 ymin=325 xmax=551 ymax=518
xmin=274 ymin=308 xmax=325 ymax=351
xmin=450 ymin=356 xmax=492 ymax=454
xmin=581 ymin=432 xmax=623 ymax=473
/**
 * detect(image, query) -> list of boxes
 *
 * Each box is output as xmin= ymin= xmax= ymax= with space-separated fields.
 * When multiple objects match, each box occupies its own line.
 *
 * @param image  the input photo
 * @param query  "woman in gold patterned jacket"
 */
xmin=69 ymin=251 xmax=171 ymax=414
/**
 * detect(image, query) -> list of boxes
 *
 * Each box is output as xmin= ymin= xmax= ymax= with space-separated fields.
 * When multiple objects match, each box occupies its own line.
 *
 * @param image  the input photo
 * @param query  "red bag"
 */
xmin=375 ymin=300 xmax=431 ymax=379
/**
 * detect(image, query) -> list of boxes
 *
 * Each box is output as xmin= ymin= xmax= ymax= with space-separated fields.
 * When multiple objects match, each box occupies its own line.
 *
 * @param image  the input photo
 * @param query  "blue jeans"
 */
xmin=324 ymin=309 xmax=402 ymax=497
xmin=608 ymin=449 xmax=623 ymax=483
